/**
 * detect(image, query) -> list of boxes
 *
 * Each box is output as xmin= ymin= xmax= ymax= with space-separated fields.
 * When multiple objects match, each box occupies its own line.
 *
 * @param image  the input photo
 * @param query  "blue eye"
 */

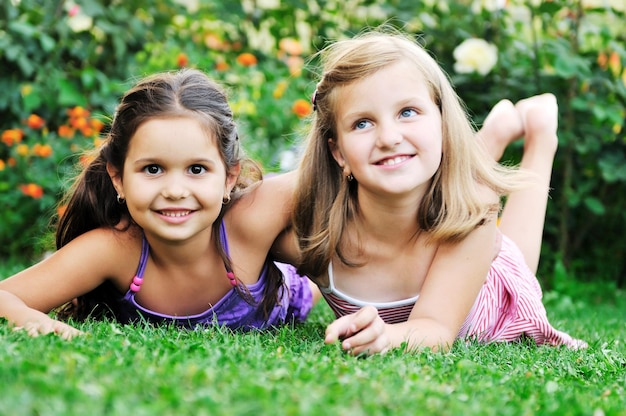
xmin=355 ymin=119 xmax=371 ymax=130
xmin=400 ymin=108 xmax=417 ymax=118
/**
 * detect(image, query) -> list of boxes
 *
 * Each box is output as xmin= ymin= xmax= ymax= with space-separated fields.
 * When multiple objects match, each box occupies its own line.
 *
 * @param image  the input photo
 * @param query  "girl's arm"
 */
xmin=227 ymin=170 xmax=301 ymax=265
xmin=0 ymin=228 xmax=137 ymax=338
xmin=325 ymin=213 xmax=499 ymax=355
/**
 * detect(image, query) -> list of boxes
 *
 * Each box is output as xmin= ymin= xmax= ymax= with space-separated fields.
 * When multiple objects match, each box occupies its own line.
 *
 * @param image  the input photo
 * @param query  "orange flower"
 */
xmin=292 ymin=99 xmax=312 ymax=118
xmin=70 ymin=116 xmax=88 ymax=130
xmin=20 ymin=183 xmax=44 ymax=199
xmin=27 ymin=114 xmax=45 ymax=129
xmin=0 ymin=159 xmax=5 ymax=171
xmin=597 ymin=51 xmax=608 ymax=69
xmin=2 ymin=129 xmax=24 ymax=146
xmin=279 ymin=38 xmax=303 ymax=56
xmin=93 ymin=137 xmax=104 ymax=148
xmin=33 ymin=143 xmax=53 ymax=158
xmin=236 ymin=52 xmax=257 ymax=67
xmin=177 ymin=52 xmax=189 ymax=68
xmin=204 ymin=33 xmax=225 ymax=51
xmin=67 ymin=106 xmax=90 ymax=119
xmin=90 ymin=118 xmax=105 ymax=133
xmin=7 ymin=157 xmax=16 ymax=167
xmin=80 ymin=125 xmax=94 ymax=137
xmin=286 ymin=56 xmax=304 ymax=76
xmin=57 ymin=204 xmax=68 ymax=218
xmin=608 ymin=51 xmax=622 ymax=77
xmin=16 ymin=144 xmax=29 ymax=156
xmin=79 ymin=154 xmax=95 ymax=168
xmin=58 ymin=124 xmax=75 ymax=138
xmin=215 ymin=60 xmax=230 ymax=71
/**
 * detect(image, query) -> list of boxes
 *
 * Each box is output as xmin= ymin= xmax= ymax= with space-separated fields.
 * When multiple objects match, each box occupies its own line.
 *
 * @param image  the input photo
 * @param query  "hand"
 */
xmin=324 ymin=305 xmax=390 ymax=355
xmin=13 ymin=313 xmax=83 ymax=340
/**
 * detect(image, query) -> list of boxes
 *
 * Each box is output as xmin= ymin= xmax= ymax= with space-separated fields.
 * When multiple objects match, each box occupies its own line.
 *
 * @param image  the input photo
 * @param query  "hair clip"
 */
xmin=311 ymin=89 xmax=318 ymax=112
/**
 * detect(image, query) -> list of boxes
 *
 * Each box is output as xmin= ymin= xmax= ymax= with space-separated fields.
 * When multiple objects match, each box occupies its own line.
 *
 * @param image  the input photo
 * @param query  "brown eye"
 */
xmin=189 ymin=165 xmax=207 ymax=175
xmin=144 ymin=165 xmax=161 ymax=175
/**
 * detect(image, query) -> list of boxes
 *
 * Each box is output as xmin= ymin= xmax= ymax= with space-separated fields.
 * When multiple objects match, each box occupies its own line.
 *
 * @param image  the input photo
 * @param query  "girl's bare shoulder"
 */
xmin=57 ymin=226 xmax=143 ymax=286
xmin=226 ymin=171 xmax=297 ymax=241
xmin=0 ymin=226 xmax=143 ymax=313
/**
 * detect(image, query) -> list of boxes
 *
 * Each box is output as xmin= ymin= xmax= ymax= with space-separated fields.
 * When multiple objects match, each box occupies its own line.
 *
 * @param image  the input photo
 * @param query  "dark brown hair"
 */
xmin=55 ymin=69 xmax=283 ymax=321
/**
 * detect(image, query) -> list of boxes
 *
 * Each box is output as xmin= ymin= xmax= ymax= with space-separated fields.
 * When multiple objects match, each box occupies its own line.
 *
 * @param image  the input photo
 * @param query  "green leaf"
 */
xmin=38 ymin=34 xmax=56 ymax=52
xmin=57 ymin=79 xmax=87 ymax=107
xmin=22 ymin=90 xmax=42 ymax=113
xmin=80 ymin=68 xmax=97 ymax=89
xmin=16 ymin=54 xmax=34 ymax=77
xmin=583 ymin=196 xmax=605 ymax=215
xmin=8 ymin=21 xmax=37 ymax=38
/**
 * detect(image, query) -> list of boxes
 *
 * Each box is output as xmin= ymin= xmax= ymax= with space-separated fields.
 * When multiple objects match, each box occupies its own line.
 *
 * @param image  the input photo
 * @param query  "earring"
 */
xmin=347 ymin=173 xmax=354 ymax=181
xmin=222 ymin=194 xmax=232 ymax=205
xmin=116 ymin=194 xmax=126 ymax=204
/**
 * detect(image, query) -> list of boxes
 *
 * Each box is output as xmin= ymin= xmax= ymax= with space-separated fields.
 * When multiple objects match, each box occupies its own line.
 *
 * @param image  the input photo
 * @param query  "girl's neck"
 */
xmin=352 ymin=190 xmax=422 ymax=245
xmin=143 ymin=228 xmax=215 ymax=267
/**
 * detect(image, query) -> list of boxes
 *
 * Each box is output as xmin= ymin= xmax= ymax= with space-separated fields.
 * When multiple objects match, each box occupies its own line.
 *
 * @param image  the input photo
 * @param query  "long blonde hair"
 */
xmin=293 ymin=29 xmax=525 ymax=279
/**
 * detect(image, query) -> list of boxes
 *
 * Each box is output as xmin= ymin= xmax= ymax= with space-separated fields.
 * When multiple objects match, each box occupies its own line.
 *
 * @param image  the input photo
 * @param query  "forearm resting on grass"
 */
xmin=0 ymin=290 xmax=82 ymax=339
xmin=325 ymin=305 xmax=456 ymax=355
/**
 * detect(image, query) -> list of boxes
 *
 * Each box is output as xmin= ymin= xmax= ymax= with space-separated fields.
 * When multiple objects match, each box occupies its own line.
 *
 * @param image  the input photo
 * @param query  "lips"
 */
xmin=157 ymin=210 xmax=192 ymax=217
xmin=375 ymin=155 xmax=413 ymax=166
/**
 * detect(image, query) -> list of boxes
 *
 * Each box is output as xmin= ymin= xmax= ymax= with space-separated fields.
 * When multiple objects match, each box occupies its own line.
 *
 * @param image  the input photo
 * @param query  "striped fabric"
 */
xmin=321 ymin=234 xmax=587 ymax=349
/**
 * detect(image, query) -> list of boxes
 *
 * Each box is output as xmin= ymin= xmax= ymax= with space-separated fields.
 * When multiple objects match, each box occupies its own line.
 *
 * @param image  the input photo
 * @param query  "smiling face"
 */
xmin=329 ymin=60 xmax=443 ymax=201
xmin=108 ymin=116 xmax=238 ymax=243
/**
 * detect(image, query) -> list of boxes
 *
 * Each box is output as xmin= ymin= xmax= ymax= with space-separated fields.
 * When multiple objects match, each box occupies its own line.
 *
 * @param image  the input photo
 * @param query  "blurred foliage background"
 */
xmin=1 ymin=0 xmax=624 ymax=290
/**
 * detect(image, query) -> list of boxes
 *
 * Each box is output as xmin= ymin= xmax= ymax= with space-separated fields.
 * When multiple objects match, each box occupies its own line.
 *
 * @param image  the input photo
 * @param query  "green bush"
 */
xmin=1 ymin=0 xmax=624 ymax=287
xmin=0 ymin=0 xmax=188 ymax=257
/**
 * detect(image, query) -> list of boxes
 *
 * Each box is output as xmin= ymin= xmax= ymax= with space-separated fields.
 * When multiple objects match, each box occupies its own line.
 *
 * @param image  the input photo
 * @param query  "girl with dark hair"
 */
xmin=0 ymin=69 xmax=314 ymax=338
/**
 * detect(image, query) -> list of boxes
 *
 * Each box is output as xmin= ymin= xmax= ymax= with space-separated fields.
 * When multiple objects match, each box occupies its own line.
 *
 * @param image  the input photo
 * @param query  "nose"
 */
xmin=375 ymin=121 xmax=402 ymax=148
xmin=160 ymin=174 xmax=190 ymax=200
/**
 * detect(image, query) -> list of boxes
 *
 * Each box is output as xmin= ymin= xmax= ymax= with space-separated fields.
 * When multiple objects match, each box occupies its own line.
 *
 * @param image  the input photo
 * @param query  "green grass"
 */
xmin=1 ymin=262 xmax=625 ymax=415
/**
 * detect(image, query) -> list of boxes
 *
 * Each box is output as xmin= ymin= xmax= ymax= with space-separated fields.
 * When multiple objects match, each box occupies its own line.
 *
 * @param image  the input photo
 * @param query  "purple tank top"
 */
xmin=114 ymin=221 xmax=312 ymax=330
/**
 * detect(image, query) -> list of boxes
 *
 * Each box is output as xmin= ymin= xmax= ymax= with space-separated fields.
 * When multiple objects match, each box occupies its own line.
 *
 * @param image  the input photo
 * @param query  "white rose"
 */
xmin=173 ymin=0 xmax=200 ymax=13
xmin=68 ymin=14 xmax=93 ymax=33
xmin=472 ymin=0 xmax=507 ymax=12
xmin=453 ymin=38 xmax=498 ymax=75
xmin=582 ymin=0 xmax=626 ymax=11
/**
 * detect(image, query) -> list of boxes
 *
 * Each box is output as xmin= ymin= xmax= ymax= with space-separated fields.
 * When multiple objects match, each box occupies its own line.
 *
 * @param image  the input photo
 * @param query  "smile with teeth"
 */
xmin=378 ymin=155 xmax=411 ymax=166
xmin=159 ymin=210 xmax=191 ymax=217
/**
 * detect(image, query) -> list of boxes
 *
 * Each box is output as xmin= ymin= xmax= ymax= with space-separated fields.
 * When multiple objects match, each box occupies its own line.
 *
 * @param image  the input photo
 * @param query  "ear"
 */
xmin=328 ymin=138 xmax=350 ymax=175
xmin=224 ymin=162 xmax=241 ymax=196
xmin=328 ymin=138 xmax=345 ymax=168
xmin=106 ymin=162 xmax=124 ymax=198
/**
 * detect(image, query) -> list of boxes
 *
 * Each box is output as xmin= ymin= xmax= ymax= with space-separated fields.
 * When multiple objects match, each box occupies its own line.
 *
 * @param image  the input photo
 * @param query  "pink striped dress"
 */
xmin=320 ymin=234 xmax=587 ymax=349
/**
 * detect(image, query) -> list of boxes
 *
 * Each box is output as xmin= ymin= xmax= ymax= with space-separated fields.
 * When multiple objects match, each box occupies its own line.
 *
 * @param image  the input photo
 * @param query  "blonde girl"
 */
xmin=292 ymin=30 xmax=586 ymax=355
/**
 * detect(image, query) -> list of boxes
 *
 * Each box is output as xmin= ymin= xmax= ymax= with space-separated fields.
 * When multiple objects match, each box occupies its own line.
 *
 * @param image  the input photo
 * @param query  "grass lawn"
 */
xmin=1 ymin=262 xmax=625 ymax=415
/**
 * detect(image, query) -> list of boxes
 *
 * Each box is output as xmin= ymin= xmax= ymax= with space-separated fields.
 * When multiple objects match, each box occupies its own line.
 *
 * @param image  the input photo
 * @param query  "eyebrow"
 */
xmin=132 ymin=157 xmax=218 ymax=166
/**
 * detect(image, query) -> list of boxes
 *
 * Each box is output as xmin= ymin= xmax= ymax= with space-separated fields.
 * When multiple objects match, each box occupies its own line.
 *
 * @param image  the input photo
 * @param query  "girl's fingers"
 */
xmin=341 ymin=315 xmax=388 ymax=355
xmin=325 ymin=305 xmax=379 ymax=344
xmin=12 ymin=320 xmax=82 ymax=340
xmin=325 ymin=315 xmax=357 ymax=343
